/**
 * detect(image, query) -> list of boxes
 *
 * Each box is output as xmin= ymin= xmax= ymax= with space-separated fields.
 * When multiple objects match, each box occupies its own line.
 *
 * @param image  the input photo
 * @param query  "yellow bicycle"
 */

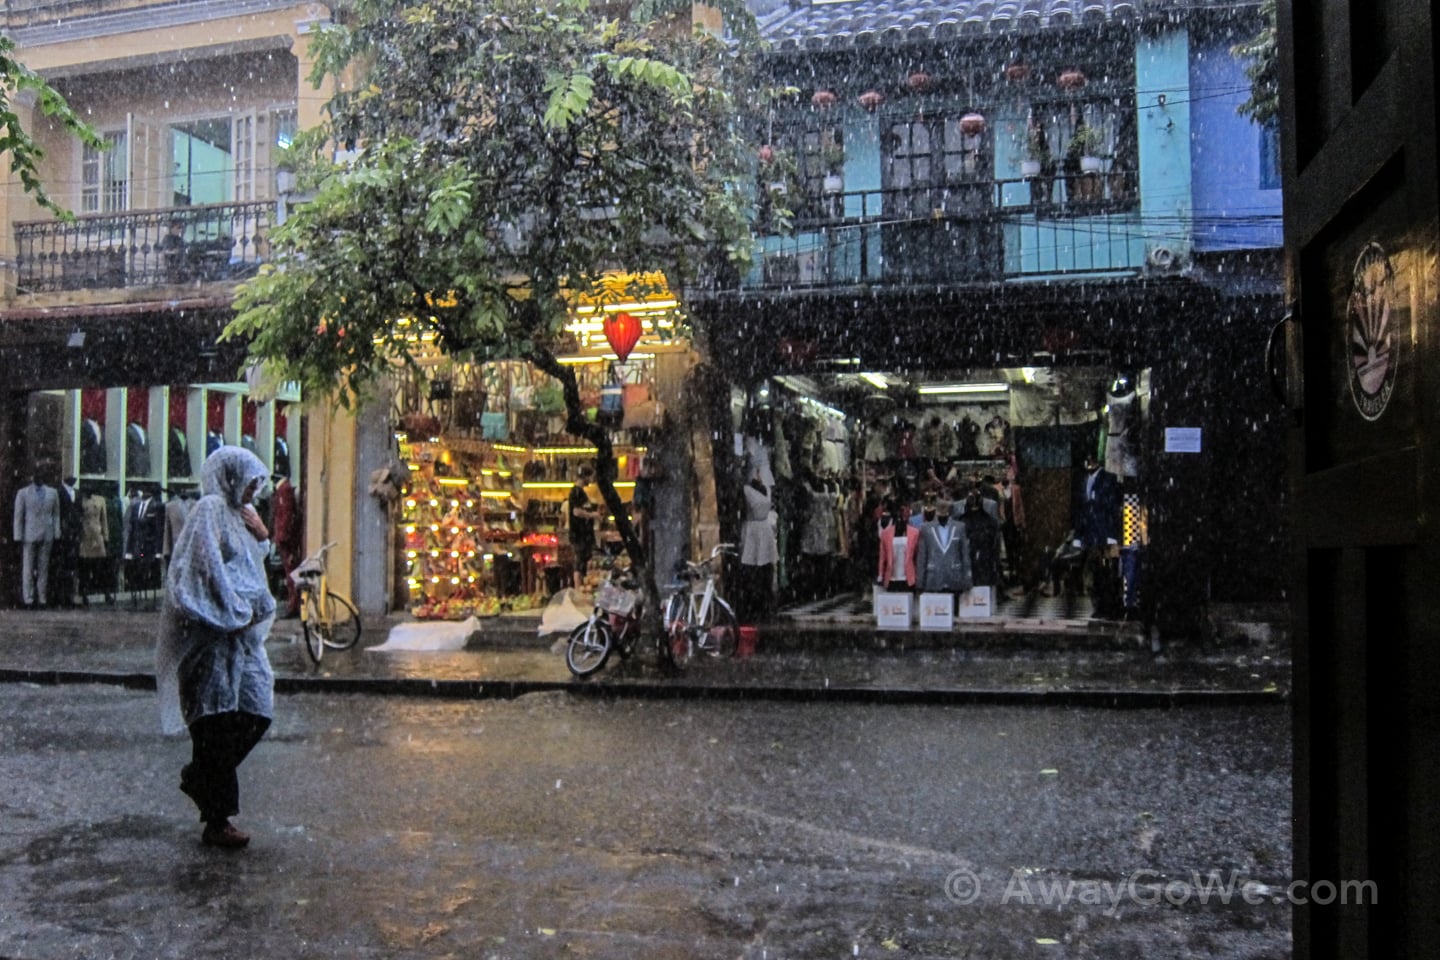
xmin=290 ymin=541 xmax=361 ymax=664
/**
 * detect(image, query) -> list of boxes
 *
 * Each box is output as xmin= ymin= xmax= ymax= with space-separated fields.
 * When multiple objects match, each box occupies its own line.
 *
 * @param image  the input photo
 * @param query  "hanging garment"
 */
xmin=1105 ymin=389 xmax=1140 ymax=478
xmin=81 ymin=419 xmax=107 ymax=474
xmin=799 ymin=482 xmax=836 ymax=556
xmin=740 ymin=483 xmax=778 ymax=567
xmin=961 ymin=507 xmax=1001 ymax=587
xmin=912 ymin=519 xmax=972 ymax=593
xmin=163 ymin=496 xmax=193 ymax=557
xmin=169 ymin=427 xmax=192 ymax=478
xmin=80 ymin=495 xmax=109 ymax=559
xmin=126 ymin=423 xmax=150 ymax=477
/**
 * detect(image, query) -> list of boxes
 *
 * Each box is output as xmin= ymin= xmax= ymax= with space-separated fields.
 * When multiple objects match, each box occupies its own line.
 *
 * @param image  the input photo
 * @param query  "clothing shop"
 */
xmin=7 ymin=382 xmax=301 ymax=608
xmin=724 ymin=362 xmax=1152 ymax=628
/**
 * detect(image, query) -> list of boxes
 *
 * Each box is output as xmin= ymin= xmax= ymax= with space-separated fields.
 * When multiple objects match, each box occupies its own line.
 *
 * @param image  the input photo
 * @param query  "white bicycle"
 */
xmin=662 ymin=543 xmax=739 ymax=666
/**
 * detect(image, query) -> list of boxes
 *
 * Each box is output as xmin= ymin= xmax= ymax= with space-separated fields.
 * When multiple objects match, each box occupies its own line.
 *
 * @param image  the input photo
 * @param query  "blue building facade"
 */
xmin=691 ymin=0 xmax=1289 ymax=630
xmin=740 ymin=0 xmax=1280 ymax=289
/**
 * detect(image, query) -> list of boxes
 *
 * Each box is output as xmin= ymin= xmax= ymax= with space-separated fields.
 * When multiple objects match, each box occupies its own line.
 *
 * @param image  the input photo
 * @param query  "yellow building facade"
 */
xmin=0 ymin=0 xmax=375 ymax=607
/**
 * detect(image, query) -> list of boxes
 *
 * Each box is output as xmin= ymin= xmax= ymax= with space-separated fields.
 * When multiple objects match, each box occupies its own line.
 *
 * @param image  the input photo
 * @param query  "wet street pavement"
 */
xmin=0 ymin=684 xmax=1291 ymax=959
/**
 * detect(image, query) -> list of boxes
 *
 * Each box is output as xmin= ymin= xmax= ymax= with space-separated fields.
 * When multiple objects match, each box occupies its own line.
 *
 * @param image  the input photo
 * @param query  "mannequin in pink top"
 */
xmin=876 ymin=501 xmax=919 ymax=589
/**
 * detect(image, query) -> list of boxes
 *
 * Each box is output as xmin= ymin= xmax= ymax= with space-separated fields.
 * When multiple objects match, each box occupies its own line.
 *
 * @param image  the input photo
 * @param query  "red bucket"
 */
xmin=737 ymin=625 xmax=759 ymax=658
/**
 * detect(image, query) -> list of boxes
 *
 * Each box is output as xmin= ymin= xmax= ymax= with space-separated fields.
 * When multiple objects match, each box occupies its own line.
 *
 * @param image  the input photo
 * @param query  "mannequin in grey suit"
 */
xmin=912 ymin=504 xmax=973 ymax=594
xmin=13 ymin=475 xmax=60 ymax=607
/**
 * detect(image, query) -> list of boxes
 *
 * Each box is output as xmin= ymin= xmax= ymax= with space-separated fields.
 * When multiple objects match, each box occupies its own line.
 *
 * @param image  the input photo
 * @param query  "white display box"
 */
xmin=874 ymin=589 xmax=912 ymax=630
xmin=958 ymin=586 xmax=993 ymax=619
xmin=918 ymin=592 xmax=954 ymax=631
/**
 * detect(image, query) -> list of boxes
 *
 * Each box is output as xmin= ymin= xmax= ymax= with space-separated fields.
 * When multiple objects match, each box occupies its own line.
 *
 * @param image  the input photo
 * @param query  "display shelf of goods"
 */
xmin=403 ymin=482 xmax=496 ymax=619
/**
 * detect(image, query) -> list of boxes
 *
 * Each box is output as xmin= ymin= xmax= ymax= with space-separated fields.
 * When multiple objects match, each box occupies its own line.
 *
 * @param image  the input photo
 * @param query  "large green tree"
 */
xmin=1232 ymin=0 xmax=1278 ymax=126
xmin=2 ymin=34 xmax=101 ymax=213
xmin=227 ymin=0 xmax=761 ymax=642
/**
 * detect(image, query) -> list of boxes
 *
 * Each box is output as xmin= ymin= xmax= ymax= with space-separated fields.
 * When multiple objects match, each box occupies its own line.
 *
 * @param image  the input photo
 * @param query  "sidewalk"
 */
xmin=0 ymin=606 xmax=1290 ymax=707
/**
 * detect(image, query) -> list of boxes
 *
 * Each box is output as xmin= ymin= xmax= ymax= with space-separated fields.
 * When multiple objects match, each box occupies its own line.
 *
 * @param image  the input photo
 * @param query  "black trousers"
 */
xmin=181 ymin=711 xmax=270 ymax=823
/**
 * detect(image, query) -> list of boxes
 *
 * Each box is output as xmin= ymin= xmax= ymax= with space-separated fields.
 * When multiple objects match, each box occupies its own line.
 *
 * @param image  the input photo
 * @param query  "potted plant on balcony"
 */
xmin=819 ymin=143 xmax=845 ymax=195
xmin=1022 ymin=119 xmax=1054 ymax=205
xmin=1065 ymin=124 xmax=1105 ymax=202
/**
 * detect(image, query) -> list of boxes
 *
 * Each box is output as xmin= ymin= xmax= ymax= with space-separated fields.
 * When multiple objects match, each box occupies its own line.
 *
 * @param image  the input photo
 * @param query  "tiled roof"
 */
xmin=752 ymin=0 xmax=1248 ymax=51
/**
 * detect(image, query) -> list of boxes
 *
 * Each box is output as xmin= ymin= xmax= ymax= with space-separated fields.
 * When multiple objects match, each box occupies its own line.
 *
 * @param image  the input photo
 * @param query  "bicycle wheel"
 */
xmin=566 ymin=618 xmax=614 ymax=677
xmin=321 ymin=594 xmax=362 ymax=650
xmin=699 ymin=597 xmax=738 ymax=657
xmin=663 ymin=593 xmax=695 ymax=668
xmin=301 ymin=593 xmax=326 ymax=664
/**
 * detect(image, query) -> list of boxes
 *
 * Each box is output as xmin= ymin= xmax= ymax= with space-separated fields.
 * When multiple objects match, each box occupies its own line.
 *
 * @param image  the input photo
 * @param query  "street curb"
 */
xmin=0 ymin=667 xmax=1288 ymax=708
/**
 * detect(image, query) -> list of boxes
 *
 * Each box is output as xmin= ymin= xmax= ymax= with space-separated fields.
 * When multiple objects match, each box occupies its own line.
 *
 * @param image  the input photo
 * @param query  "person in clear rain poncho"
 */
xmin=154 ymin=446 xmax=276 ymax=849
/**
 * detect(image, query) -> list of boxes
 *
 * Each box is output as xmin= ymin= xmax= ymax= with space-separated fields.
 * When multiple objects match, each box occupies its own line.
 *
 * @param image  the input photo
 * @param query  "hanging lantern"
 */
xmin=1005 ymin=61 xmax=1031 ymax=82
xmin=811 ymin=89 xmax=838 ymax=109
xmin=858 ymin=89 xmax=886 ymax=112
xmin=758 ymin=144 xmax=775 ymax=164
xmin=1057 ymin=68 xmax=1087 ymax=91
xmin=959 ymin=112 xmax=986 ymax=136
xmin=906 ymin=71 xmax=934 ymax=93
xmin=603 ymin=311 xmax=642 ymax=362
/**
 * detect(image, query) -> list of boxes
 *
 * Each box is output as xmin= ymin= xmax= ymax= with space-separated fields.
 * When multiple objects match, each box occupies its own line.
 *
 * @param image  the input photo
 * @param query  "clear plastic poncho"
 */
xmin=154 ymin=446 xmax=277 ymax=734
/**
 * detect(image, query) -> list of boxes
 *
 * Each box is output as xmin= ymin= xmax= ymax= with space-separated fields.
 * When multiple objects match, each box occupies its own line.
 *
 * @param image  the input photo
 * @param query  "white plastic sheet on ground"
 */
xmin=538 ymin=588 xmax=592 ymax=636
xmin=368 ymin=616 xmax=481 ymax=652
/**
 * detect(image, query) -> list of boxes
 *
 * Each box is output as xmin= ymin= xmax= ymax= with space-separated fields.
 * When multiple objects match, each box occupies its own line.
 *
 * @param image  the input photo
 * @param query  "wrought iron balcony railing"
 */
xmin=749 ymin=171 xmax=1144 ymax=290
xmin=4 ymin=0 xmax=196 ymax=28
xmin=14 ymin=200 xmax=273 ymax=295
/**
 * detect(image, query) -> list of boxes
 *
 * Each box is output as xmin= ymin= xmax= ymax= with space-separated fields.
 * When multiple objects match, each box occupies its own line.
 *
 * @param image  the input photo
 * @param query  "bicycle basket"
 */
xmin=595 ymin=580 xmax=638 ymax=617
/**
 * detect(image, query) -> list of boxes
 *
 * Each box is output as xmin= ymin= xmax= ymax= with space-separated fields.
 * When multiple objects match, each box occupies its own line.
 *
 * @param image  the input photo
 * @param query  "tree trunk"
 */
xmin=530 ymin=345 xmax=669 ymax=662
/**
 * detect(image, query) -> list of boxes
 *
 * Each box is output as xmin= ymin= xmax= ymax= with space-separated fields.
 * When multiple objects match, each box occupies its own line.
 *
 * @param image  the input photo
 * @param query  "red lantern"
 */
xmin=1057 ymin=68 xmax=1087 ymax=91
xmin=858 ymin=90 xmax=885 ymax=112
xmin=758 ymin=144 xmax=775 ymax=164
xmin=811 ymin=89 xmax=838 ymax=109
xmin=603 ymin=311 xmax=642 ymax=362
xmin=906 ymin=71 xmax=933 ymax=93
xmin=959 ymin=112 xmax=986 ymax=136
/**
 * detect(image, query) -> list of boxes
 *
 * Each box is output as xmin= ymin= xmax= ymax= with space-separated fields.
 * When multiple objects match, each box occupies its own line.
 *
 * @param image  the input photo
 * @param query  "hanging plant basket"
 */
xmin=811 ymin=89 xmax=838 ymax=109
xmin=959 ymin=112 xmax=986 ymax=136
xmin=858 ymin=89 xmax=886 ymax=112
xmin=1005 ymin=62 xmax=1031 ymax=82
xmin=906 ymin=71 xmax=934 ymax=93
xmin=1057 ymin=68 xmax=1087 ymax=91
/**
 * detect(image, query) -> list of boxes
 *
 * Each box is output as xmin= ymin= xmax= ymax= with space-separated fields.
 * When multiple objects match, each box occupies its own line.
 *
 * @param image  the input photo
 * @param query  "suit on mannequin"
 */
xmin=1075 ymin=456 xmax=1122 ymax=618
xmin=14 ymin=479 xmax=60 ymax=606
xmin=51 ymin=478 xmax=83 ymax=606
xmin=123 ymin=488 xmax=165 ymax=594
xmin=911 ymin=508 xmax=972 ymax=594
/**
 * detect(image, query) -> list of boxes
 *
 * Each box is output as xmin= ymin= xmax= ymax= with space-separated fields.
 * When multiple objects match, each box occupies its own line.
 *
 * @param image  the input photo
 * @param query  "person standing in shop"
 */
xmin=13 ymin=471 xmax=60 ymax=608
xmin=154 ymin=446 xmax=276 ymax=849
xmin=568 ymin=464 xmax=603 ymax=589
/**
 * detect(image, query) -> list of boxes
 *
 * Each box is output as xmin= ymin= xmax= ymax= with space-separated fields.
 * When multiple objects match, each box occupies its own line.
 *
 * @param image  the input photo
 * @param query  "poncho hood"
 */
xmin=202 ymin=445 xmax=269 ymax=508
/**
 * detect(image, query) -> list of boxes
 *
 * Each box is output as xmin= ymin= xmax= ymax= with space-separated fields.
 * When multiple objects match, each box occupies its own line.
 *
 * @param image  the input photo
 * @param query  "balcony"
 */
xmin=748 ymin=172 xmax=1147 ymax=290
xmin=13 ymin=200 xmax=272 ymax=295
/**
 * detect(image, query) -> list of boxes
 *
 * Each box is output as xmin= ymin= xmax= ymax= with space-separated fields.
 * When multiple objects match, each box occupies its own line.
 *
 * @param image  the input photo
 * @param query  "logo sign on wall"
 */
xmin=1347 ymin=242 xmax=1398 ymax=422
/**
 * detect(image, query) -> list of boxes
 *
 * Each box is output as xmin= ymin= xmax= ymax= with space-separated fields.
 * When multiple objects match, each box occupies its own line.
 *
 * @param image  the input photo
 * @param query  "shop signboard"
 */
xmin=874 ymin=589 xmax=912 ymax=630
xmin=958 ymin=586 xmax=993 ymax=618
xmin=918 ymin=592 xmax=954 ymax=631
